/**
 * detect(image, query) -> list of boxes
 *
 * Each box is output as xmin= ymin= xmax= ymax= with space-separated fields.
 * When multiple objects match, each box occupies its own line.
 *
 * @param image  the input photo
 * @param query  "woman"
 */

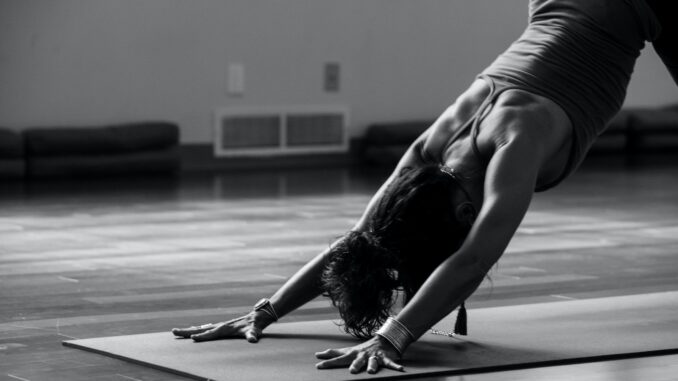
xmin=173 ymin=0 xmax=676 ymax=375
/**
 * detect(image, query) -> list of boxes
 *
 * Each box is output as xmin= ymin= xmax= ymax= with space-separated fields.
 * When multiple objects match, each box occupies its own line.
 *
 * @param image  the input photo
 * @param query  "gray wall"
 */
xmin=1 ymin=0 xmax=677 ymax=143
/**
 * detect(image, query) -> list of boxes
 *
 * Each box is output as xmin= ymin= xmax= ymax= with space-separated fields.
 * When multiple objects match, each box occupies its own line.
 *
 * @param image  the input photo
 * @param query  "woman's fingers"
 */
xmin=244 ymin=326 xmax=262 ymax=343
xmin=366 ymin=355 xmax=380 ymax=374
xmin=316 ymin=350 xmax=404 ymax=373
xmin=171 ymin=324 xmax=214 ymax=338
xmin=314 ymin=348 xmax=345 ymax=359
xmin=191 ymin=324 xmax=236 ymax=342
xmin=316 ymin=351 xmax=356 ymax=369
xmin=190 ymin=328 xmax=220 ymax=342
xmin=173 ymin=314 xmax=262 ymax=343
xmin=365 ymin=354 xmax=404 ymax=374
xmin=349 ymin=352 xmax=368 ymax=374
xmin=380 ymin=356 xmax=405 ymax=372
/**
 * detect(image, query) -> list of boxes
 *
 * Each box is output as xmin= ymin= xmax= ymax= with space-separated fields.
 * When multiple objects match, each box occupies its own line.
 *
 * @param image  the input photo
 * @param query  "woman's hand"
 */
xmin=315 ymin=336 xmax=405 ymax=374
xmin=171 ymin=311 xmax=272 ymax=343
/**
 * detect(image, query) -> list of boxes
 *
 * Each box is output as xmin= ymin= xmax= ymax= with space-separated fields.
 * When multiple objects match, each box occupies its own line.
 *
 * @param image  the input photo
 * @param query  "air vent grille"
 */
xmin=287 ymin=114 xmax=344 ymax=146
xmin=214 ymin=106 xmax=349 ymax=157
xmin=220 ymin=115 xmax=280 ymax=148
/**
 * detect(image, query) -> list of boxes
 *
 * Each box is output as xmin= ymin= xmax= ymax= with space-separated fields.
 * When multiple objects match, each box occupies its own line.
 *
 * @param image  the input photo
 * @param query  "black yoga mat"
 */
xmin=63 ymin=291 xmax=678 ymax=380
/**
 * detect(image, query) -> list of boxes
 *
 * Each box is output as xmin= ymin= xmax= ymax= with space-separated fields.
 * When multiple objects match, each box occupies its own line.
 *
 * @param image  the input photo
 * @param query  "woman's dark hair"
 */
xmin=321 ymin=164 xmax=476 ymax=338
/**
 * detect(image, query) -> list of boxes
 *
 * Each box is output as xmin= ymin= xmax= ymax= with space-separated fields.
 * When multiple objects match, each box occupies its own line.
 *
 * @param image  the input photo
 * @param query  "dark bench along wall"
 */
xmin=0 ymin=128 xmax=26 ymax=179
xmin=0 ymin=122 xmax=180 ymax=179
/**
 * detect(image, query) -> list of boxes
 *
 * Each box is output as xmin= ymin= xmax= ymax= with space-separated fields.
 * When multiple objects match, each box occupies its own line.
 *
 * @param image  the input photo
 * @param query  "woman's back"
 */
xmin=483 ymin=0 xmax=661 ymax=175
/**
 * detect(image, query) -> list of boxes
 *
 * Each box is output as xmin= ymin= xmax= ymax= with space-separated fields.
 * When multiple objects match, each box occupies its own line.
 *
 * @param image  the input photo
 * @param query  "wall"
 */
xmin=1 ymin=0 xmax=677 ymax=144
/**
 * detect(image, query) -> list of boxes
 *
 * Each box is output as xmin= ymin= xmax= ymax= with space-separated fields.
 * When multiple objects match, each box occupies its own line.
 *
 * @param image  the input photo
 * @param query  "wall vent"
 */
xmin=214 ymin=106 xmax=349 ymax=157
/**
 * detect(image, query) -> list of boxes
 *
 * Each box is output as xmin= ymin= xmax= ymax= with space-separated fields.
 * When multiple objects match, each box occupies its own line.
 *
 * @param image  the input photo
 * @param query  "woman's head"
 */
xmin=321 ymin=164 xmax=478 ymax=338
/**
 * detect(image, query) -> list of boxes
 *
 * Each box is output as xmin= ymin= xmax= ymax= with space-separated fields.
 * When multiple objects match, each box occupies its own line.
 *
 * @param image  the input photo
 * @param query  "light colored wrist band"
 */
xmin=375 ymin=317 xmax=414 ymax=356
xmin=260 ymin=307 xmax=278 ymax=321
xmin=253 ymin=298 xmax=279 ymax=321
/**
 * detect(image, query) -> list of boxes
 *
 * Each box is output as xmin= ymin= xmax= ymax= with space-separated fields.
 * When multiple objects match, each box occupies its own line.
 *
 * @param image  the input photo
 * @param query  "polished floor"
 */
xmin=1 ymin=156 xmax=678 ymax=380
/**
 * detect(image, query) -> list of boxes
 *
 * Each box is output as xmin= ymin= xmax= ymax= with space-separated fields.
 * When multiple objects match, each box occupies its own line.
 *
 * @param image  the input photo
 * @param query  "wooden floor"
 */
xmin=1 ymin=157 xmax=678 ymax=380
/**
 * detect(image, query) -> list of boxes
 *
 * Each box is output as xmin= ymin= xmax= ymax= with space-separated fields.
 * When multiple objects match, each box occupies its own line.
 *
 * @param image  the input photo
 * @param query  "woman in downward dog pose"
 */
xmin=173 ymin=0 xmax=676 ymax=374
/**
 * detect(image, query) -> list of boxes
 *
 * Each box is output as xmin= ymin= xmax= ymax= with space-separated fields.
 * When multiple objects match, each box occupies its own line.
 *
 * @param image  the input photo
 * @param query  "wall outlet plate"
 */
xmin=324 ymin=62 xmax=340 ymax=93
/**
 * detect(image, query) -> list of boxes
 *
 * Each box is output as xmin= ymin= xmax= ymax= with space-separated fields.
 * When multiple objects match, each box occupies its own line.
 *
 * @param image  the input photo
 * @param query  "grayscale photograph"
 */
xmin=1 ymin=0 xmax=677 ymax=380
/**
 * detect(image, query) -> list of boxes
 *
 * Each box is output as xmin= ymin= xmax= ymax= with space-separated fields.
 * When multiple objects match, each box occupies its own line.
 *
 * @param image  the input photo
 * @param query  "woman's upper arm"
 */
xmin=453 ymin=136 xmax=540 ymax=272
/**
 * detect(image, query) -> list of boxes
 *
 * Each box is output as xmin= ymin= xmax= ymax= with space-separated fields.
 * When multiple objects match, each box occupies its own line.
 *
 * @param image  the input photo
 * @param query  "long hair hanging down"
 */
xmin=321 ymin=164 xmax=475 ymax=338
xmin=320 ymin=230 xmax=399 ymax=338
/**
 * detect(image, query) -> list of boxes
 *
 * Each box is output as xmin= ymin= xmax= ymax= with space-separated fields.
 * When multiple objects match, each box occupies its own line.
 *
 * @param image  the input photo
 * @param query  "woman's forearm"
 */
xmin=268 ymin=242 xmax=336 ymax=319
xmin=396 ymin=254 xmax=486 ymax=340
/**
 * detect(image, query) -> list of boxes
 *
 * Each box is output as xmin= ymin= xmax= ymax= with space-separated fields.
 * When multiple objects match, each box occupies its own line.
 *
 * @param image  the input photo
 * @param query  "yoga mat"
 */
xmin=64 ymin=291 xmax=678 ymax=380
